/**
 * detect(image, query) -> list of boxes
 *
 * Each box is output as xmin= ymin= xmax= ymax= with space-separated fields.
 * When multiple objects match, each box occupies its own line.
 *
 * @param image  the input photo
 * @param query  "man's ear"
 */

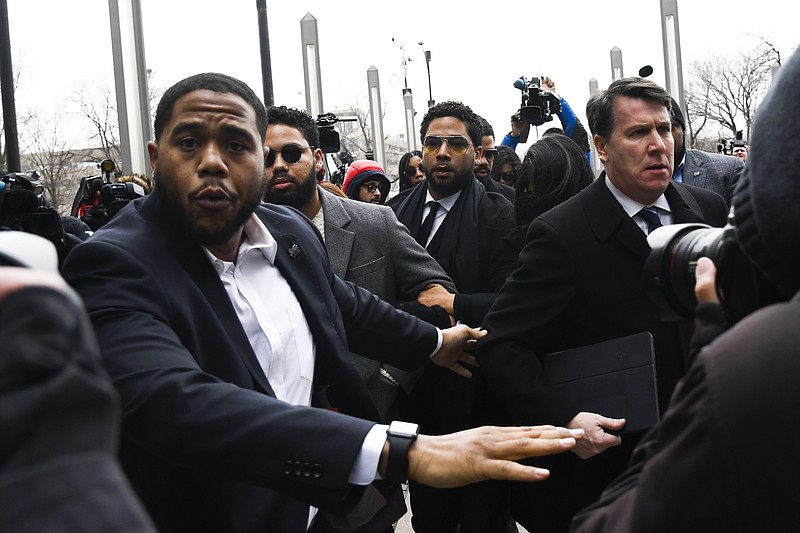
xmin=147 ymin=141 xmax=159 ymax=177
xmin=314 ymin=148 xmax=324 ymax=175
xmin=594 ymin=134 xmax=608 ymax=164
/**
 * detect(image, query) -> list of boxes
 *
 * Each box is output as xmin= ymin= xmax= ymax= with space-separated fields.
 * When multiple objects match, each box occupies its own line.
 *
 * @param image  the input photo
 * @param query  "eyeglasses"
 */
xmin=422 ymin=136 xmax=472 ymax=156
xmin=265 ymin=143 xmax=313 ymax=167
xmin=362 ymin=182 xmax=382 ymax=193
xmin=483 ymin=148 xmax=498 ymax=162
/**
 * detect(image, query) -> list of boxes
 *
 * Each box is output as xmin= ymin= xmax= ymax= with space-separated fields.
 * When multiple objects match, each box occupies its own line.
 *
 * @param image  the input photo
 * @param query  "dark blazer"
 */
xmin=475 ymin=176 xmax=728 ymax=531
xmin=319 ymin=186 xmax=455 ymax=420
xmin=61 ymin=192 xmax=439 ymax=533
xmin=681 ymin=148 xmax=744 ymax=206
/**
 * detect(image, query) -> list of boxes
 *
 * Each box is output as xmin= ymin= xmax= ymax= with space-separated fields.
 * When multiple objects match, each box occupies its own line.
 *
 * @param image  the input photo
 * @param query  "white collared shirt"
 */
xmin=422 ymin=189 xmax=461 ymax=248
xmin=604 ymin=175 xmax=673 ymax=234
xmin=205 ymin=215 xmax=316 ymax=407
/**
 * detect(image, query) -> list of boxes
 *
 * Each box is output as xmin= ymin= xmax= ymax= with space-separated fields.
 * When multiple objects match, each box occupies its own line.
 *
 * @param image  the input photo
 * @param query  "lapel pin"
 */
xmin=288 ymin=243 xmax=300 ymax=259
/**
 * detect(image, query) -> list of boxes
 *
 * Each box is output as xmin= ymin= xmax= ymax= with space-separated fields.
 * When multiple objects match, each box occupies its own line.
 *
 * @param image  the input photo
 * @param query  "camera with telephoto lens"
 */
xmin=643 ymin=211 xmax=783 ymax=324
xmin=72 ymin=159 xmax=145 ymax=231
xmin=512 ymin=76 xmax=562 ymax=126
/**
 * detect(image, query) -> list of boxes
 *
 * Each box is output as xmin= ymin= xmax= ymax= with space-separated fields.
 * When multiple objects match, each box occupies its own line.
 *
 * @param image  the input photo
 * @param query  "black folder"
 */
xmin=543 ymin=332 xmax=659 ymax=433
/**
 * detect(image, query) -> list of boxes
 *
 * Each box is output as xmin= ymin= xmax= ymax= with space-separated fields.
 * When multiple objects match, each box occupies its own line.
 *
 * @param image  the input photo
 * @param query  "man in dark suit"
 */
xmin=390 ymin=101 xmax=518 ymax=533
xmin=263 ymin=105 xmax=456 ymax=422
xmin=670 ymin=98 xmax=743 ymax=206
xmin=60 ymin=73 xmax=581 ymax=533
xmin=476 ymin=77 xmax=729 ymax=532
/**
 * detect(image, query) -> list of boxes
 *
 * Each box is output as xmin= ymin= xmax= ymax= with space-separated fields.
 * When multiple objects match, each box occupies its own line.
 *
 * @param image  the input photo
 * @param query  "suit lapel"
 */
xmin=665 ymin=182 xmax=705 ymax=224
xmin=170 ymin=232 xmax=277 ymax=397
xmin=319 ymin=189 xmax=355 ymax=278
xmin=583 ymin=176 xmax=650 ymax=261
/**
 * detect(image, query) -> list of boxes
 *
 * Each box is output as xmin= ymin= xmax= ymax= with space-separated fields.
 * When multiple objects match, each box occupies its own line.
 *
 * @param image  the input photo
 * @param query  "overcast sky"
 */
xmin=6 ymin=0 xmax=799 ymax=153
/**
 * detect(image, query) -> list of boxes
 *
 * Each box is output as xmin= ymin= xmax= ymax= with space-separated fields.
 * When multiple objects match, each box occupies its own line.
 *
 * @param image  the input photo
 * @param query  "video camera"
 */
xmin=512 ymin=76 xmax=562 ymax=127
xmin=644 ymin=214 xmax=782 ymax=324
xmin=1 ymin=170 xmax=77 ymax=265
xmin=316 ymin=112 xmax=358 ymax=154
xmin=72 ymin=159 xmax=146 ymax=231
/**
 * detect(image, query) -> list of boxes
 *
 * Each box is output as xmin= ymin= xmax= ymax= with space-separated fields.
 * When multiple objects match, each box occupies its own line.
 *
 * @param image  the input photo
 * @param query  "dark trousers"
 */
xmin=408 ymin=480 xmax=511 ymax=533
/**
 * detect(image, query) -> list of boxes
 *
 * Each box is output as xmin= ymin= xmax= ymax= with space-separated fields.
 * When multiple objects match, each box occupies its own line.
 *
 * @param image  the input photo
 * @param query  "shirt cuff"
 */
xmin=348 ymin=424 xmax=388 ymax=485
xmin=430 ymin=328 xmax=444 ymax=359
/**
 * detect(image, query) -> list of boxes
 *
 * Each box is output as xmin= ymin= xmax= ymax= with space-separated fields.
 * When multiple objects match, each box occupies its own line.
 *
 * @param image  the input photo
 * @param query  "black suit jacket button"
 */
xmin=312 ymin=464 xmax=323 ymax=478
xmin=283 ymin=460 xmax=294 ymax=475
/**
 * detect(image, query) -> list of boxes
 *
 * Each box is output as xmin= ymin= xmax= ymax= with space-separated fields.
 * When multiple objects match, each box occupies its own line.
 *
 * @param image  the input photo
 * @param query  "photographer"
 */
xmin=572 ymin=48 xmax=800 ymax=533
xmin=501 ymin=75 xmax=591 ymax=164
xmin=0 ymin=233 xmax=155 ymax=532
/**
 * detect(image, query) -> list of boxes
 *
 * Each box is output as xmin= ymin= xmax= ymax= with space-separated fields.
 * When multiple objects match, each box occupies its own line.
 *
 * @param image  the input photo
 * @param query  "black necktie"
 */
xmin=639 ymin=206 xmax=663 ymax=234
xmin=417 ymin=201 xmax=441 ymax=247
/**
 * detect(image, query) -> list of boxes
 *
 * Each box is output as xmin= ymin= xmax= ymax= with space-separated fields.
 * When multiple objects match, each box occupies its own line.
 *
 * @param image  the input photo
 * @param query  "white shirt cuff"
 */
xmin=348 ymin=424 xmax=388 ymax=485
xmin=430 ymin=328 xmax=443 ymax=359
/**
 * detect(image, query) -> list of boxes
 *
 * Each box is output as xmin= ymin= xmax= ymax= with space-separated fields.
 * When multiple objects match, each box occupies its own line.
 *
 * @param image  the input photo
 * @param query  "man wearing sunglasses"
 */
xmin=474 ymin=116 xmax=515 ymax=203
xmin=390 ymin=101 xmax=518 ymax=533
xmin=264 ymin=105 xmax=456 ymax=424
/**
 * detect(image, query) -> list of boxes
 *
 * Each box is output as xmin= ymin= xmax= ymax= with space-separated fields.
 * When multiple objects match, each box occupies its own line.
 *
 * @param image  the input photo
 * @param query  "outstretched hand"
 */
xmin=431 ymin=324 xmax=486 ymax=378
xmin=407 ymin=425 xmax=584 ymax=488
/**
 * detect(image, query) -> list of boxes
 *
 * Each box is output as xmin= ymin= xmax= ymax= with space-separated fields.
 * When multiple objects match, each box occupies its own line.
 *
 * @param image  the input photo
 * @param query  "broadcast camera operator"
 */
xmin=572 ymin=48 xmax=800 ymax=533
xmin=501 ymin=75 xmax=591 ymax=165
xmin=0 ymin=170 xmax=87 ymax=267
xmin=72 ymin=159 xmax=149 ymax=232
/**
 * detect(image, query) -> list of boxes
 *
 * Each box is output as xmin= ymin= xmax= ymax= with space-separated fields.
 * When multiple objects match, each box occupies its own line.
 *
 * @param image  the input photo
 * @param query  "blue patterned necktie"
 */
xmin=639 ymin=206 xmax=663 ymax=234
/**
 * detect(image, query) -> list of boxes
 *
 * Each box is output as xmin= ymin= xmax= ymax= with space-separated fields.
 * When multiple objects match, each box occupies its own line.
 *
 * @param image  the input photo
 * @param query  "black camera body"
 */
xmin=72 ymin=159 xmax=145 ymax=231
xmin=513 ymin=76 xmax=562 ymax=126
xmin=1 ymin=170 xmax=75 ymax=265
xmin=316 ymin=112 xmax=357 ymax=154
xmin=644 ymin=218 xmax=782 ymax=324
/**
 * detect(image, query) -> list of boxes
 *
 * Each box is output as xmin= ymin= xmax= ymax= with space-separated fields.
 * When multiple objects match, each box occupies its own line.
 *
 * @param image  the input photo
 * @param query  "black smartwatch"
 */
xmin=385 ymin=421 xmax=419 ymax=483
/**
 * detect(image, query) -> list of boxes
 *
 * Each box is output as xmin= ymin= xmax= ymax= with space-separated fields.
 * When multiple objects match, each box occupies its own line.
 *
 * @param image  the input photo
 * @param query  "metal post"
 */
xmin=610 ymin=47 xmax=624 ymax=81
xmin=660 ymin=0 xmax=685 ymax=113
xmin=256 ymin=0 xmax=274 ymax=107
xmin=419 ymin=43 xmax=434 ymax=108
xmin=588 ymin=78 xmax=601 ymax=177
xmin=367 ymin=66 xmax=385 ymax=170
xmin=108 ymin=0 xmax=152 ymax=178
xmin=0 ymin=0 xmax=20 ymax=172
xmin=403 ymin=88 xmax=417 ymax=152
xmin=300 ymin=13 xmax=324 ymax=120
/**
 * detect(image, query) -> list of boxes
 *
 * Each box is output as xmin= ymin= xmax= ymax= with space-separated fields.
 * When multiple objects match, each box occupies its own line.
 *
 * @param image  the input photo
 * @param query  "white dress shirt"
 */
xmin=421 ymin=189 xmax=461 ymax=248
xmin=604 ymin=175 xmax=673 ymax=234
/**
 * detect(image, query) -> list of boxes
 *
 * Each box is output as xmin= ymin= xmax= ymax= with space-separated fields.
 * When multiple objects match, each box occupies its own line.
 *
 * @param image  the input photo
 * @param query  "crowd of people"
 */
xmin=2 ymin=45 xmax=798 ymax=533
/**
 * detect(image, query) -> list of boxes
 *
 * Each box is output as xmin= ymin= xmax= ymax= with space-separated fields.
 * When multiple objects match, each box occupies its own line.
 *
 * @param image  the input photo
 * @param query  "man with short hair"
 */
xmin=61 ymin=73 xmax=582 ymax=533
xmin=390 ymin=100 xmax=518 ymax=533
xmin=264 ymin=105 xmax=456 ymax=422
xmin=475 ymin=116 xmax=515 ymax=202
xmin=476 ymin=77 xmax=729 ymax=532
xmin=670 ymin=98 xmax=743 ymax=206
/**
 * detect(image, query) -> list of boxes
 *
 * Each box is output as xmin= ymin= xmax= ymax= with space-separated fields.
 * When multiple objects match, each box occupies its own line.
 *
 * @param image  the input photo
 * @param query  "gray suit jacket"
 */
xmin=681 ymin=149 xmax=744 ymax=207
xmin=319 ymin=186 xmax=456 ymax=420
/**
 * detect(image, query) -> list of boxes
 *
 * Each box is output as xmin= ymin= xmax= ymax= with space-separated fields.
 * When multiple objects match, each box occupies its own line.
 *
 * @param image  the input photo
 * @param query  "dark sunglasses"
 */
xmin=404 ymin=165 xmax=423 ymax=177
xmin=483 ymin=148 xmax=498 ymax=162
xmin=265 ymin=143 xmax=313 ymax=167
xmin=422 ymin=136 xmax=472 ymax=155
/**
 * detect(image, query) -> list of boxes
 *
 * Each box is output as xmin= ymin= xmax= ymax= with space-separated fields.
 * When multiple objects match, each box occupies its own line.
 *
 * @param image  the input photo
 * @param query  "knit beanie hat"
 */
xmin=733 ymin=50 xmax=800 ymax=299
xmin=341 ymin=160 xmax=390 ymax=203
xmin=669 ymin=98 xmax=686 ymax=131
